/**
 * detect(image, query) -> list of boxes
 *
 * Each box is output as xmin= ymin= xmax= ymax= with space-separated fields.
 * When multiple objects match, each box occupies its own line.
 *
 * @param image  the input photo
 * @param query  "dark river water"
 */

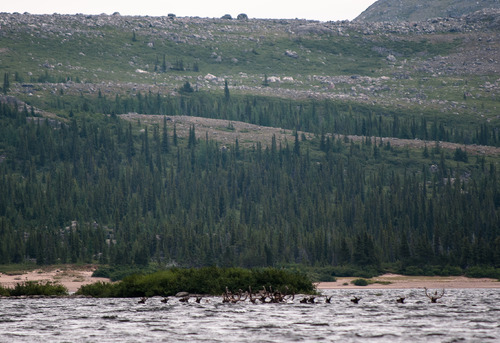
xmin=0 ymin=289 xmax=499 ymax=342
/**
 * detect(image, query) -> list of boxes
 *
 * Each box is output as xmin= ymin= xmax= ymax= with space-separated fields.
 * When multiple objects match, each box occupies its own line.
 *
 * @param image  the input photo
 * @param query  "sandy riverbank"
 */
xmin=316 ymin=273 xmax=500 ymax=289
xmin=0 ymin=266 xmax=111 ymax=293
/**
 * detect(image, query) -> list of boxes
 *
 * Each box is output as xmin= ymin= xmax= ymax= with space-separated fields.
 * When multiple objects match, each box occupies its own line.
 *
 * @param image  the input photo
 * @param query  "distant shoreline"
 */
xmin=2 ymin=268 xmax=499 ymax=293
xmin=316 ymin=273 xmax=500 ymax=290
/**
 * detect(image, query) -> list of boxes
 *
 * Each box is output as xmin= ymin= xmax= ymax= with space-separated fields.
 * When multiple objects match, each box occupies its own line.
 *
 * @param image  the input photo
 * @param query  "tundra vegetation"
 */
xmin=0 ymin=11 xmax=499 ymax=282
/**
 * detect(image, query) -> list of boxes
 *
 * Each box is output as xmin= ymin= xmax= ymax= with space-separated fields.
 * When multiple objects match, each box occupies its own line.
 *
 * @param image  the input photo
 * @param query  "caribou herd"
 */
xmin=137 ymin=287 xmax=446 ymax=305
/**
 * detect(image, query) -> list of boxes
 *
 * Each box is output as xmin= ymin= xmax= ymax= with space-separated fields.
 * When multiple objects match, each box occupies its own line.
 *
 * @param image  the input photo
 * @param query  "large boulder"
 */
xmin=237 ymin=13 xmax=248 ymax=21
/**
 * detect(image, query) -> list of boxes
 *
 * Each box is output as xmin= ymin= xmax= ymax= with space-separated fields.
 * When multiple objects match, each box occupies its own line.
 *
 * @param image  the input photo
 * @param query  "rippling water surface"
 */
xmin=1 ymin=289 xmax=499 ymax=342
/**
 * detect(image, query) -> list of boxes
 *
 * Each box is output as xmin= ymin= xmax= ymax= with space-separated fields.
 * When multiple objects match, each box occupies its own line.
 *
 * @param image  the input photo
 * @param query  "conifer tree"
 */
xmin=162 ymin=116 xmax=169 ymax=153
xmin=294 ymin=131 xmax=300 ymax=156
xmin=2 ymin=73 xmax=9 ymax=94
xmin=162 ymin=54 xmax=167 ymax=73
xmin=173 ymin=123 xmax=178 ymax=146
xmin=263 ymin=74 xmax=269 ymax=87
xmin=188 ymin=124 xmax=196 ymax=148
xmin=224 ymin=79 xmax=230 ymax=101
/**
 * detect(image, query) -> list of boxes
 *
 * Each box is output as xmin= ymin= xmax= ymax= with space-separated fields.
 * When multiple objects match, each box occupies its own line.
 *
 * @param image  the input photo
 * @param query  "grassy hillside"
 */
xmin=0 ymin=12 xmax=498 ymax=127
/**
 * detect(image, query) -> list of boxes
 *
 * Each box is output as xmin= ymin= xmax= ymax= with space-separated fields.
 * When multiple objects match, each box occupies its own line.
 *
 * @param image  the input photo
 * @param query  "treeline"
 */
xmin=0 ymin=101 xmax=499 ymax=274
xmin=41 ymin=90 xmax=500 ymax=146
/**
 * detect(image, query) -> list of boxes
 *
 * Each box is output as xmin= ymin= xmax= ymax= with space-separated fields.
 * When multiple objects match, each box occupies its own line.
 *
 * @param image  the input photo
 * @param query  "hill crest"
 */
xmin=355 ymin=0 xmax=500 ymax=22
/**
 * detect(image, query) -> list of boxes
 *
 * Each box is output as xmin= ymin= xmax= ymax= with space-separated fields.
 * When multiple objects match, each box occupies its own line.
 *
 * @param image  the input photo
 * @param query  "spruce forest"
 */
xmin=0 ymin=11 xmax=499 ymax=279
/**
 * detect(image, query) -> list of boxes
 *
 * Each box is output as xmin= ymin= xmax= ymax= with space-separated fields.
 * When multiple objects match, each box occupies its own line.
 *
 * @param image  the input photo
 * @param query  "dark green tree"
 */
xmin=188 ymin=125 xmax=196 ymax=148
xmin=263 ymin=74 xmax=269 ymax=87
xmin=294 ymin=131 xmax=300 ymax=156
xmin=180 ymin=82 xmax=194 ymax=93
xmin=173 ymin=123 xmax=178 ymax=146
xmin=162 ymin=116 xmax=169 ymax=153
xmin=2 ymin=73 xmax=9 ymax=94
xmin=162 ymin=54 xmax=167 ymax=73
xmin=224 ymin=80 xmax=230 ymax=101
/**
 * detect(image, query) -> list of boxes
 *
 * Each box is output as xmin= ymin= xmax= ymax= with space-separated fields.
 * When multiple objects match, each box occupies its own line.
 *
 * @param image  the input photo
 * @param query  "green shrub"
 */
xmin=75 ymin=281 xmax=115 ymax=297
xmin=402 ymin=266 xmax=425 ymax=276
xmin=436 ymin=266 xmax=463 ymax=276
xmin=9 ymin=281 xmax=68 ymax=296
xmin=465 ymin=266 xmax=500 ymax=279
xmin=92 ymin=265 xmax=158 ymax=281
xmin=304 ymin=266 xmax=337 ymax=282
xmin=0 ymin=285 xmax=10 ymax=296
xmin=351 ymin=278 xmax=369 ymax=286
xmin=325 ymin=265 xmax=380 ymax=278
xmin=91 ymin=268 xmax=111 ymax=278
xmin=401 ymin=265 xmax=466 ymax=277
xmin=78 ymin=267 xmax=315 ymax=297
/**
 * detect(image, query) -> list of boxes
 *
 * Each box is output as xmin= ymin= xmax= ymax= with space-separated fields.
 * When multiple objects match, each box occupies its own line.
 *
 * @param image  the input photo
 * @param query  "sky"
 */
xmin=1 ymin=0 xmax=378 ymax=22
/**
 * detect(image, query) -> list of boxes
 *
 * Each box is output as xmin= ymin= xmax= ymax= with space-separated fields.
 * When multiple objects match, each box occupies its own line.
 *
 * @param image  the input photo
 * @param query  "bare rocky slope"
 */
xmin=356 ymin=0 xmax=500 ymax=22
xmin=1 ymin=11 xmax=498 ymax=115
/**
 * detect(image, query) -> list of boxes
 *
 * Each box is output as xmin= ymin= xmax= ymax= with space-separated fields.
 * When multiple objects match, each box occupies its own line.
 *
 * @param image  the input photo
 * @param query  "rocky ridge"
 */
xmin=355 ymin=0 xmax=500 ymax=22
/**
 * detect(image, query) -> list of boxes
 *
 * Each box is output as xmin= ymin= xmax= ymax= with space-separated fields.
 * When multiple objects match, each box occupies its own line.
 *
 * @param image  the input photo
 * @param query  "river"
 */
xmin=0 ymin=289 xmax=498 ymax=342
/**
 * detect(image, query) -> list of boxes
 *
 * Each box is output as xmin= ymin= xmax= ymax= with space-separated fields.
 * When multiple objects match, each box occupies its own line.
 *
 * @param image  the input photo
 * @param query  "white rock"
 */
xmin=204 ymin=73 xmax=217 ymax=81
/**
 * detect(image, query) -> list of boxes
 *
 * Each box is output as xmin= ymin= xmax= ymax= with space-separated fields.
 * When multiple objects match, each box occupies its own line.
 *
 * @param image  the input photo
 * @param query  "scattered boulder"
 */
xmin=267 ymin=76 xmax=280 ymax=83
xmin=386 ymin=54 xmax=397 ymax=62
xmin=285 ymin=50 xmax=298 ymax=59
xmin=204 ymin=73 xmax=216 ymax=81
xmin=237 ymin=13 xmax=248 ymax=21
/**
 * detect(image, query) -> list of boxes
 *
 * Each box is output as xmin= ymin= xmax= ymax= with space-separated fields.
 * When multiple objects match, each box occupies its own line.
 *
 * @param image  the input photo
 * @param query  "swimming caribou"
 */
xmin=424 ymin=287 xmax=445 ymax=303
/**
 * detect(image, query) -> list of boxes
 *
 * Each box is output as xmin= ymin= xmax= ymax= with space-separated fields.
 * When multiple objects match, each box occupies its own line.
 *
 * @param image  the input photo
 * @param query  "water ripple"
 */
xmin=0 ymin=289 xmax=499 ymax=342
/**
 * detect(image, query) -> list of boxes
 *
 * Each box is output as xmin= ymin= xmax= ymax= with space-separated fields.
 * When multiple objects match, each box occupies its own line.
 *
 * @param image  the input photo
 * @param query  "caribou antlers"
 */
xmin=138 ymin=297 xmax=148 ymax=304
xmin=153 ymin=286 xmax=448 ymax=306
xmin=222 ymin=287 xmax=245 ymax=303
xmin=223 ymin=285 xmax=296 ymax=304
xmin=424 ymin=287 xmax=445 ymax=303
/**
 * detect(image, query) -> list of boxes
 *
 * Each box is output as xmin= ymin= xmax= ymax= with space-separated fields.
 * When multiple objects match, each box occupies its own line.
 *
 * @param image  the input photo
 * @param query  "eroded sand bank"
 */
xmin=0 ymin=266 xmax=110 ymax=293
xmin=316 ymin=273 xmax=500 ymax=289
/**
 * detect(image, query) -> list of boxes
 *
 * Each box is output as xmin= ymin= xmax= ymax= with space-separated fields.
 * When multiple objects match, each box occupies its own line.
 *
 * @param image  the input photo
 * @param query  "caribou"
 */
xmin=424 ymin=287 xmax=445 ymax=303
xmin=138 ymin=297 xmax=148 ymax=304
xmin=350 ymin=296 xmax=361 ymax=304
